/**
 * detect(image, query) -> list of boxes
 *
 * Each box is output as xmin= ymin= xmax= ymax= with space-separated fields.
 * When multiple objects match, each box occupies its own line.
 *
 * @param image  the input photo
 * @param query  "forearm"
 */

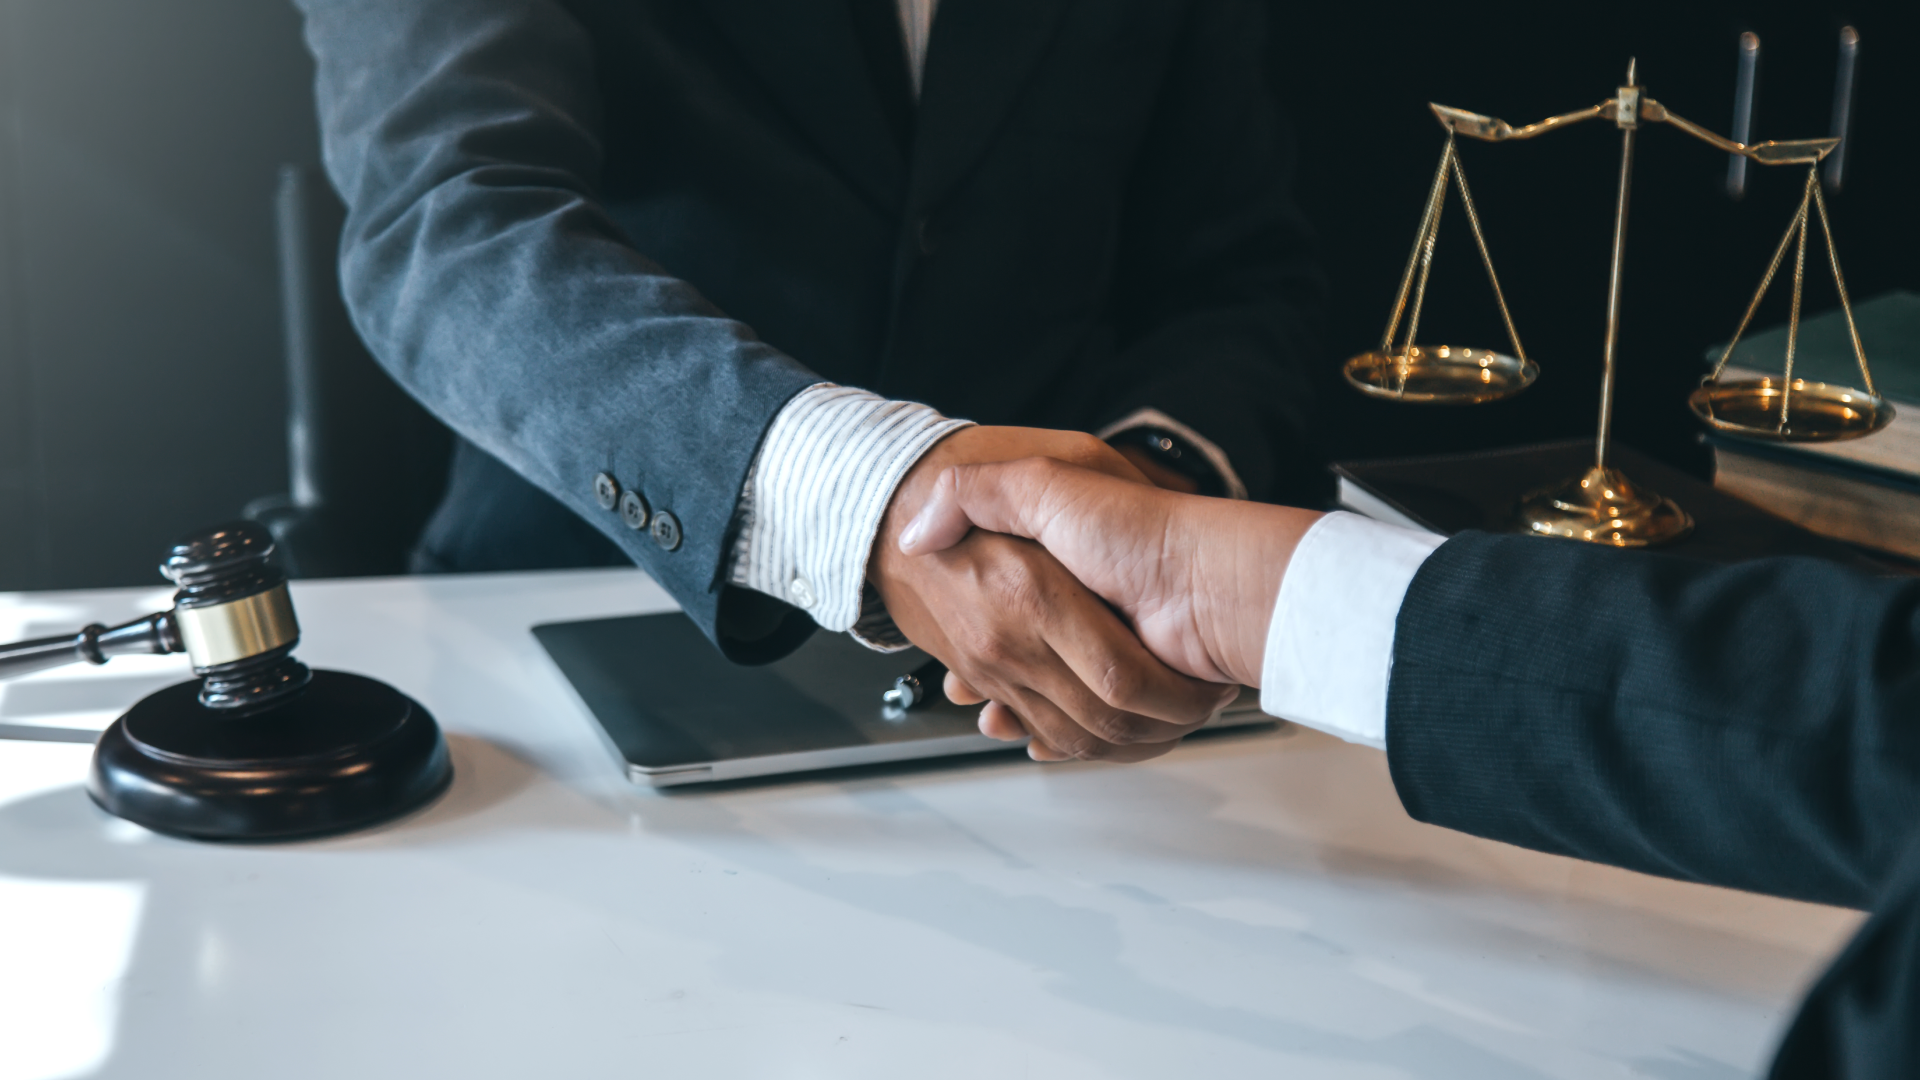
xmin=307 ymin=0 xmax=815 ymax=453
xmin=1390 ymin=533 xmax=1920 ymax=908
xmin=298 ymin=0 xmax=819 ymax=644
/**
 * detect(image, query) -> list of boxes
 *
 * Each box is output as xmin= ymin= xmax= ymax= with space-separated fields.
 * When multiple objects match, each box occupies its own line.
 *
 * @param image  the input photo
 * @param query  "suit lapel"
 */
xmin=910 ymin=0 xmax=1077 ymax=210
xmin=702 ymin=0 xmax=907 ymax=214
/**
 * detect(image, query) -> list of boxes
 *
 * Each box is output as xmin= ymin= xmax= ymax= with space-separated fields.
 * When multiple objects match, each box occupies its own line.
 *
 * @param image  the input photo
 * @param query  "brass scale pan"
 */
xmin=1345 ymin=345 xmax=1536 ymax=405
xmin=1350 ymin=356 xmax=1891 ymax=443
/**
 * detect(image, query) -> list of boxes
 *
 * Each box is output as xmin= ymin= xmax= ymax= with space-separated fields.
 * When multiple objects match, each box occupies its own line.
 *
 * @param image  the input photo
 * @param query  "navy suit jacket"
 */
xmin=293 ymin=0 xmax=1323 ymax=658
xmin=1391 ymin=534 xmax=1920 ymax=1077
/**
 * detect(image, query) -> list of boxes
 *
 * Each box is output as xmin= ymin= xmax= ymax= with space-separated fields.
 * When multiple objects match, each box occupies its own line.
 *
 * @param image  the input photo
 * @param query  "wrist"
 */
xmin=1186 ymin=503 xmax=1322 ymax=688
xmin=870 ymin=427 xmax=978 ymax=588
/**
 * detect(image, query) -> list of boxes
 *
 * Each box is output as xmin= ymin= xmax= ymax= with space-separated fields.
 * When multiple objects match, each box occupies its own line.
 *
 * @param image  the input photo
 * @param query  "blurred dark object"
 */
xmin=1725 ymin=31 xmax=1759 ymax=199
xmin=1824 ymin=26 xmax=1859 ymax=192
xmin=246 ymin=166 xmax=452 ymax=577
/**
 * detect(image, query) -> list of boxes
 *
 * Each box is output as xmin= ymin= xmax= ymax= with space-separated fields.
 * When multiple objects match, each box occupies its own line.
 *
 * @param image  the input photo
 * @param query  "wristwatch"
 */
xmin=1109 ymin=426 xmax=1229 ymax=497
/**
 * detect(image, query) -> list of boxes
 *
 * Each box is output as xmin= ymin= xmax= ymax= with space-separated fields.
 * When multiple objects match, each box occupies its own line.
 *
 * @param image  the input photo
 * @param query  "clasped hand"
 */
xmin=869 ymin=428 xmax=1234 ymax=762
xmin=886 ymin=452 xmax=1322 ymax=759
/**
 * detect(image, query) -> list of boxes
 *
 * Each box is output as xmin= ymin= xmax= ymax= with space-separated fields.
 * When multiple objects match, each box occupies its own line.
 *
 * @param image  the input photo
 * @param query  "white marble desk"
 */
xmin=0 ymin=569 xmax=1861 ymax=1079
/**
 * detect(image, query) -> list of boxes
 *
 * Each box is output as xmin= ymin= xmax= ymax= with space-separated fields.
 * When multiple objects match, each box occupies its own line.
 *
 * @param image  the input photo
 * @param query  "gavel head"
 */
xmin=85 ymin=521 xmax=453 ymax=841
xmin=162 ymin=521 xmax=312 ymax=710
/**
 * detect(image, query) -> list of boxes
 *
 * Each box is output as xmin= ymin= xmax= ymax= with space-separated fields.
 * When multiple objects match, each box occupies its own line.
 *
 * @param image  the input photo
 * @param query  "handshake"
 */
xmin=868 ymin=428 xmax=1325 ymax=762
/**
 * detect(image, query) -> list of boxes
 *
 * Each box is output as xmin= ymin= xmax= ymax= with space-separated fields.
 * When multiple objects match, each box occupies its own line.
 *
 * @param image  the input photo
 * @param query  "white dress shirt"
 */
xmin=1259 ymin=512 xmax=1446 ymax=749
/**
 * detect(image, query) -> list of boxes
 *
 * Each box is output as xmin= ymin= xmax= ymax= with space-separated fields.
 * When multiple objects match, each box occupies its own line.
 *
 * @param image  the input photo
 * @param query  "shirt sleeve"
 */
xmin=1259 ymin=511 xmax=1446 ymax=749
xmin=729 ymin=383 xmax=973 ymax=650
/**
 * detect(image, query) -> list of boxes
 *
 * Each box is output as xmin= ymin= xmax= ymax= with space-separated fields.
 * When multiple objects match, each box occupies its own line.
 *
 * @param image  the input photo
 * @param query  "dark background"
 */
xmin=0 ymin=0 xmax=1912 ymax=591
xmin=0 ymin=0 xmax=319 ymax=591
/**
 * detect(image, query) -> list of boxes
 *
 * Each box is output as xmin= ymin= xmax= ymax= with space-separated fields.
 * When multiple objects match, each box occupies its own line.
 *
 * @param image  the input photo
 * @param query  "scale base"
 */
xmin=87 ymin=670 xmax=452 ymax=841
xmin=1343 ymin=346 xmax=1537 ymax=404
xmin=1516 ymin=465 xmax=1693 ymax=547
xmin=1689 ymin=378 xmax=1894 ymax=443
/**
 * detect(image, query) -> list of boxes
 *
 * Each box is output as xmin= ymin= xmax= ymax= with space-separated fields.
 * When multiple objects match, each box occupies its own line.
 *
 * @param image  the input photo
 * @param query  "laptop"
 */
xmin=533 ymin=612 xmax=1274 ymax=787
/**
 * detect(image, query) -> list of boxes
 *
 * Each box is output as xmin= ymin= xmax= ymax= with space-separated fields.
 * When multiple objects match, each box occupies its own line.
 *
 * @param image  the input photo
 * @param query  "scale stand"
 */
xmin=1346 ymin=59 xmax=1888 ymax=547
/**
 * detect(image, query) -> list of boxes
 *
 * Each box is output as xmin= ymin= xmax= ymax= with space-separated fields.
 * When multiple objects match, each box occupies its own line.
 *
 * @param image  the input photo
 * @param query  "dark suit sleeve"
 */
xmin=1100 ymin=0 xmax=1327 ymax=503
xmin=293 ymin=0 xmax=820 ymax=651
xmin=1387 ymin=532 xmax=1920 ymax=910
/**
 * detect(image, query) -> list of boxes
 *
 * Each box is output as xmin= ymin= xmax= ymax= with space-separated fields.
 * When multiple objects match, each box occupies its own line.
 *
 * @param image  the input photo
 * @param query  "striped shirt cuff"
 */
xmin=729 ymin=383 xmax=972 ymax=646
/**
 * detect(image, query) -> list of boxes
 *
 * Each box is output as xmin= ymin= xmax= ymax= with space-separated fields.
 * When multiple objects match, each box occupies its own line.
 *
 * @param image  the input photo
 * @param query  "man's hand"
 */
xmin=898 ymin=456 xmax=1322 ymax=706
xmin=870 ymin=428 xmax=1236 ymax=762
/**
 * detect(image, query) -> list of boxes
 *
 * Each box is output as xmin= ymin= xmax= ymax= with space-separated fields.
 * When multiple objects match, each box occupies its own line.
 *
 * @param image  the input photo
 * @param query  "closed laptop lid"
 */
xmin=534 ymin=612 xmax=981 ymax=774
xmin=534 ymin=611 xmax=1267 ymax=785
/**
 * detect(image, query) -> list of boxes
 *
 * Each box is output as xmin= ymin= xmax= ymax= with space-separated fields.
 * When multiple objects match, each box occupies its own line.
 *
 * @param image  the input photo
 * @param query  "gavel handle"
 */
xmin=0 ymin=611 xmax=182 ymax=681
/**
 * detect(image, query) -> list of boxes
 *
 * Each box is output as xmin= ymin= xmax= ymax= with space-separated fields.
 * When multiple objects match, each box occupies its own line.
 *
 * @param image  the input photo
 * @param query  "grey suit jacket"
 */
xmin=294 ymin=0 xmax=1323 ymax=658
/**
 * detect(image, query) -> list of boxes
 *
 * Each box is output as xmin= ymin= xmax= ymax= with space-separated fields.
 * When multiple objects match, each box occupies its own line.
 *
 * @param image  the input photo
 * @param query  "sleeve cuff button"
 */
xmin=593 ymin=472 xmax=620 ymax=511
xmin=650 ymin=510 xmax=683 ymax=551
xmin=619 ymin=489 xmax=650 ymax=530
xmin=789 ymin=575 xmax=817 ymax=608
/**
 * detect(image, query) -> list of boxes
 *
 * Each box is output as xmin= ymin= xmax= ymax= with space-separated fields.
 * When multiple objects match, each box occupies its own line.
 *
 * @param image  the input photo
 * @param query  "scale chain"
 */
xmin=1708 ymin=180 xmax=1810 ymax=383
xmin=1397 ymin=139 xmax=1453 ymax=386
xmin=1779 ymin=167 xmax=1815 ymax=429
xmin=1380 ymin=136 xmax=1455 ymax=357
xmin=1809 ymin=176 xmax=1875 ymax=397
xmin=1447 ymin=147 xmax=1527 ymax=364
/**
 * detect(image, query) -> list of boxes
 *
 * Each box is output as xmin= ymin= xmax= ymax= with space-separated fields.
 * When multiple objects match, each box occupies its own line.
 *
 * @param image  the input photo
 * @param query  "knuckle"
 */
xmin=971 ymin=634 xmax=1017 ymax=669
xmin=1096 ymin=663 xmax=1148 ymax=713
xmin=952 ymin=622 xmax=1011 ymax=666
xmin=997 ymin=569 xmax=1048 ymax=616
xmin=1086 ymin=708 xmax=1147 ymax=746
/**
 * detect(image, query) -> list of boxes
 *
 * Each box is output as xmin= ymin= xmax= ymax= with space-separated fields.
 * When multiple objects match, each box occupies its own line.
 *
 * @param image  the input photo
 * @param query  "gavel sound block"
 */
xmin=0 ymin=522 xmax=451 ymax=840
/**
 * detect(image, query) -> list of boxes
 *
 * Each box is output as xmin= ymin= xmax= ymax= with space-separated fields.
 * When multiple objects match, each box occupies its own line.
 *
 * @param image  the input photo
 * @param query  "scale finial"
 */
xmin=1625 ymin=57 xmax=1637 ymax=86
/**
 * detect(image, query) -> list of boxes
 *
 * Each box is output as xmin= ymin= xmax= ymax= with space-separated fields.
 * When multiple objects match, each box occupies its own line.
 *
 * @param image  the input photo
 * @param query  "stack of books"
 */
xmin=1706 ymin=290 xmax=1920 ymax=561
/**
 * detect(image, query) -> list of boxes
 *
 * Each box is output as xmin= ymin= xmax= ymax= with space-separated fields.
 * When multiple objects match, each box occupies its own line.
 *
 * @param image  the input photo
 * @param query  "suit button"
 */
xmin=915 ymin=217 xmax=936 ymax=257
xmin=619 ymin=489 xmax=650 ymax=530
xmin=650 ymin=510 xmax=682 ymax=551
xmin=593 ymin=472 xmax=620 ymax=510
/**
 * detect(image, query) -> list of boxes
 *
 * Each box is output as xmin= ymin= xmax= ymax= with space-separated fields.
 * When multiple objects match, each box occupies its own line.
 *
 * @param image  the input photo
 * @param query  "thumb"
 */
xmin=897 ymin=458 xmax=1063 ymax=555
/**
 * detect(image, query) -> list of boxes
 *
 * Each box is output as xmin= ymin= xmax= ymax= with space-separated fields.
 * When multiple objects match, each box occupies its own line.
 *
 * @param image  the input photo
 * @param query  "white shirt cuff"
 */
xmin=729 ymin=383 xmax=972 ymax=646
xmin=1258 ymin=511 xmax=1445 ymax=749
xmin=1095 ymin=407 xmax=1249 ymax=500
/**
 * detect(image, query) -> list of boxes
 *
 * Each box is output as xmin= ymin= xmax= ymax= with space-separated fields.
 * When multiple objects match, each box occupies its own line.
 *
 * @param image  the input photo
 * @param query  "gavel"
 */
xmin=0 ymin=521 xmax=451 ymax=841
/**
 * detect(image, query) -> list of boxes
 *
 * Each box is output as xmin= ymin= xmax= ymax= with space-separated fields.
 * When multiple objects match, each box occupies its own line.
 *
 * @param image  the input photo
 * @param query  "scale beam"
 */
xmin=1431 ymin=100 xmax=1841 ymax=165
